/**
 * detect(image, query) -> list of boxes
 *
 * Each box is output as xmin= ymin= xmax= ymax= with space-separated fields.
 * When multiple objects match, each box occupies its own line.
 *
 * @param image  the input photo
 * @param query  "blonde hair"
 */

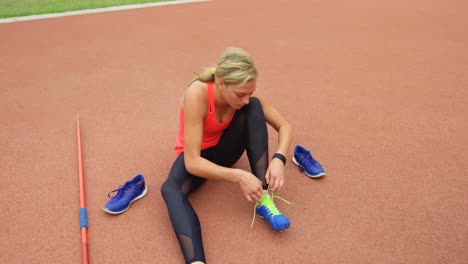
xmin=191 ymin=47 xmax=258 ymax=86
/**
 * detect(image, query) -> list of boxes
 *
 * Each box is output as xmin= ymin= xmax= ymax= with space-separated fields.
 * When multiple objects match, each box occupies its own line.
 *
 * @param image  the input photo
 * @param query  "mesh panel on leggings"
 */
xmin=250 ymin=150 xmax=269 ymax=189
xmin=177 ymin=234 xmax=196 ymax=263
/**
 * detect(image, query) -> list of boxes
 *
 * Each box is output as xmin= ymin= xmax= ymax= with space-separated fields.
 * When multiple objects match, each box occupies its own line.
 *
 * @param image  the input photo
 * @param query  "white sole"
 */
xmin=103 ymin=185 xmax=148 ymax=215
xmin=292 ymin=156 xmax=326 ymax=178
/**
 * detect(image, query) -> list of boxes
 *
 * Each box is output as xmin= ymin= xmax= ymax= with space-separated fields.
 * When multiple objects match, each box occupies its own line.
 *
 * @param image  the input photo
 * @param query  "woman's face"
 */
xmin=222 ymin=80 xmax=257 ymax=109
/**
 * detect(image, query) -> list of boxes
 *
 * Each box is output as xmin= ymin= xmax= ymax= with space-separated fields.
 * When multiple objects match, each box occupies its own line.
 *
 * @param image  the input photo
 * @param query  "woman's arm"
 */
xmin=182 ymin=82 xmax=263 ymax=201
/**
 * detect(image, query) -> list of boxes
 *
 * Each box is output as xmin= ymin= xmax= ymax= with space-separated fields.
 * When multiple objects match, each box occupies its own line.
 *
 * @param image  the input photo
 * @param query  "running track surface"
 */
xmin=1 ymin=0 xmax=467 ymax=263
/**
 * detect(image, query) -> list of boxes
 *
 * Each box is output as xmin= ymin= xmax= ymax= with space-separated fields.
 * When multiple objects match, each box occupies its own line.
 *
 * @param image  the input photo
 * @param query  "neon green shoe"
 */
xmin=253 ymin=194 xmax=291 ymax=231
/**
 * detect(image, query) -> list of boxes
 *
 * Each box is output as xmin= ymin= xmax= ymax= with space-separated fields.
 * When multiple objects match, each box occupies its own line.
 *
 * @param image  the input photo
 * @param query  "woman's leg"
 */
xmin=161 ymin=153 xmax=207 ymax=264
xmin=210 ymin=97 xmax=290 ymax=231
xmin=205 ymin=97 xmax=269 ymax=189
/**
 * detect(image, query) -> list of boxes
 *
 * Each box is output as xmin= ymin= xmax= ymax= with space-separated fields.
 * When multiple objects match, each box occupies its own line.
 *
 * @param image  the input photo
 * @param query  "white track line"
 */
xmin=0 ymin=0 xmax=211 ymax=24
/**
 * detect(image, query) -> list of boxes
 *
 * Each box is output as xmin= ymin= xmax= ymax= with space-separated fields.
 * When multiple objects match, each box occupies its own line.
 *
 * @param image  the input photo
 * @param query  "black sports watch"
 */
xmin=272 ymin=153 xmax=287 ymax=165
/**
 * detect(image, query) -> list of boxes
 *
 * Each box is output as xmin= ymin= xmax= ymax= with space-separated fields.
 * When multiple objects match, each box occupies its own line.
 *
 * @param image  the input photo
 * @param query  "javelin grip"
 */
xmin=80 ymin=208 xmax=88 ymax=229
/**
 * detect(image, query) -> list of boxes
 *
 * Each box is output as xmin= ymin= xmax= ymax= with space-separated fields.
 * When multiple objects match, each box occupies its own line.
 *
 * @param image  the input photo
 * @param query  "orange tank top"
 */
xmin=174 ymin=82 xmax=235 ymax=155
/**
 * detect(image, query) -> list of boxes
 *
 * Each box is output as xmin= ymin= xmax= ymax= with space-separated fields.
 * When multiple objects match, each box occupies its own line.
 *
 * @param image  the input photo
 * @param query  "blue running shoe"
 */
xmin=255 ymin=194 xmax=290 ymax=231
xmin=103 ymin=174 xmax=148 ymax=214
xmin=292 ymin=145 xmax=326 ymax=178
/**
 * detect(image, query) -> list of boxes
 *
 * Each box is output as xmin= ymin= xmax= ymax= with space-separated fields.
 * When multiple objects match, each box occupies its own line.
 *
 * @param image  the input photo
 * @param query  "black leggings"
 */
xmin=160 ymin=97 xmax=269 ymax=264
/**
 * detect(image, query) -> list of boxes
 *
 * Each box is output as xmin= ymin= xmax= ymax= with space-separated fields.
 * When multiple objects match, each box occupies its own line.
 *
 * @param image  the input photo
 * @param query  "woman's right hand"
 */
xmin=236 ymin=169 xmax=263 ymax=203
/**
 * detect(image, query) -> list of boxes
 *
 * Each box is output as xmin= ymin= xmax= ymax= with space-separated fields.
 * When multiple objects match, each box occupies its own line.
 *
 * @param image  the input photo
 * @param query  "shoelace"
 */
xmin=107 ymin=184 xmax=136 ymax=199
xmin=250 ymin=192 xmax=292 ymax=229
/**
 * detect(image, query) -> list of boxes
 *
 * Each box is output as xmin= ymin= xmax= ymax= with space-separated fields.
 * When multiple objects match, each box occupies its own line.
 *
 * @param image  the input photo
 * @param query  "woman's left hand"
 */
xmin=265 ymin=158 xmax=285 ymax=192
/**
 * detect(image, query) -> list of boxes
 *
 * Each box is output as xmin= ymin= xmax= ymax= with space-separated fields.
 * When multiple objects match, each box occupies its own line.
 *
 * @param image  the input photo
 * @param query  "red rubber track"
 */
xmin=1 ymin=0 xmax=467 ymax=263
